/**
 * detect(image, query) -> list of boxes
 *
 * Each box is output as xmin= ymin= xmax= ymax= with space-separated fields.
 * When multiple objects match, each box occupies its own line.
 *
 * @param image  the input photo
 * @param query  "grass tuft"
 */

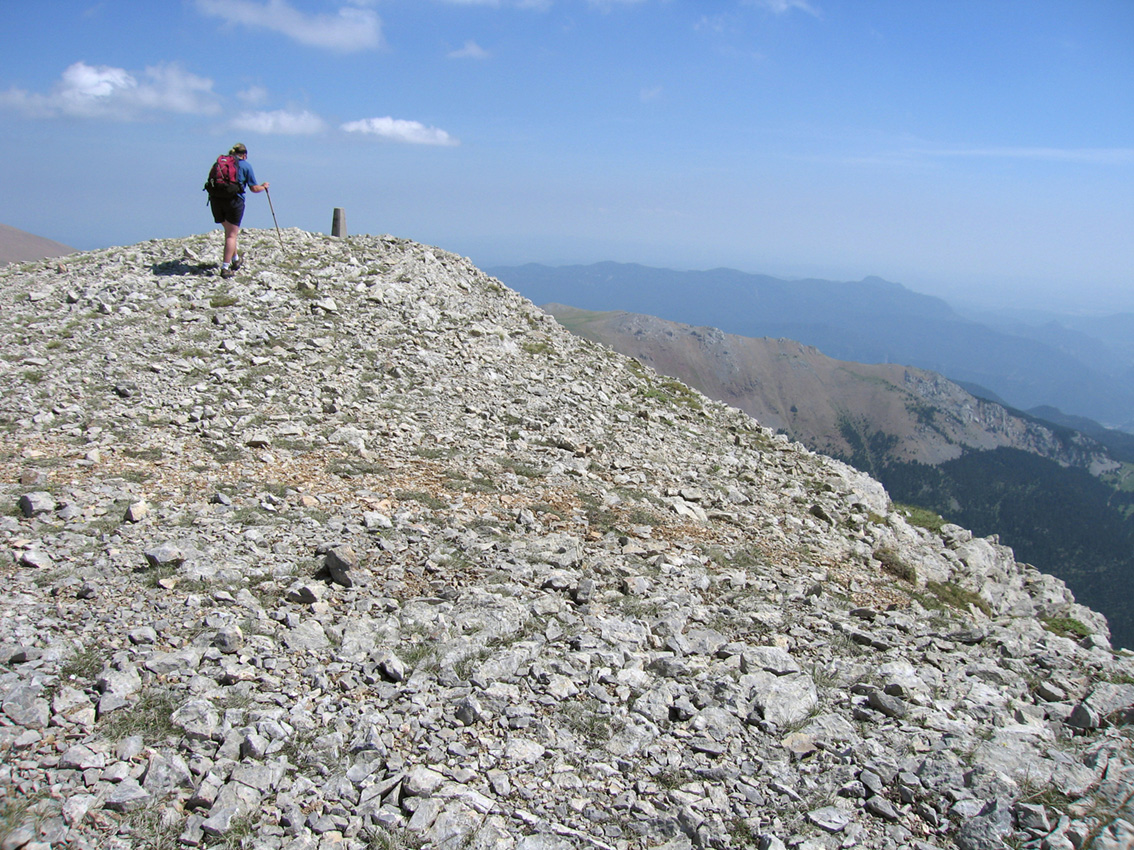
xmin=874 ymin=546 xmax=917 ymax=583
xmin=926 ymin=580 xmax=993 ymax=617
xmin=1040 ymin=616 xmax=1092 ymax=640
xmin=99 ymin=688 xmax=180 ymax=744
xmin=894 ymin=503 xmax=947 ymax=534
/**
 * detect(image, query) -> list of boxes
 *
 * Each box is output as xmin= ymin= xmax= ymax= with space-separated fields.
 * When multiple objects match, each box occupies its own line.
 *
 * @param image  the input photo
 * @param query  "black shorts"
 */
xmin=210 ymin=193 xmax=245 ymax=226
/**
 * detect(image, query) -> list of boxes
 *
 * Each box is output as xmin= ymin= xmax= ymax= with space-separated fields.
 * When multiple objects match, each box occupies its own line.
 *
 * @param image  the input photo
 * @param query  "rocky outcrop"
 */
xmin=0 ymin=230 xmax=1131 ymax=849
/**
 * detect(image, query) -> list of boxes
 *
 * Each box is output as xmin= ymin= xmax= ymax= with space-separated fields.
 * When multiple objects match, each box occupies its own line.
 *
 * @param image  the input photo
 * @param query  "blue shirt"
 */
xmin=237 ymin=159 xmax=258 ymax=192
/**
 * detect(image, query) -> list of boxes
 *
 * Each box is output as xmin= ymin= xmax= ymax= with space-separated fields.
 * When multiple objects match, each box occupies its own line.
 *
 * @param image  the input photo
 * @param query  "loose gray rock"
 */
xmin=954 ymin=798 xmax=1014 ymax=850
xmin=324 ymin=544 xmax=357 ymax=587
xmin=868 ymin=689 xmax=908 ymax=719
xmin=104 ymin=779 xmax=152 ymax=813
xmin=142 ymin=752 xmax=194 ymax=797
xmin=2 ymin=683 xmax=50 ymax=729
xmin=18 ymin=491 xmax=55 ymax=517
xmin=124 ymin=500 xmax=150 ymax=522
xmin=143 ymin=542 xmax=185 ymax=568
xmin=18 ymin=550 xmax=53 ymax=570
xmin=807 ymin=806 xmax=852 ymax=833
xmin=0 ymin=230 xmax=1130 ymax=850
xmin=95 ymin=665 xmax=142 ymax=715
xmin=212 ymin=625 xmax=244 ymax=654
xmin=170 ymin=699 xmax=220 ymax=741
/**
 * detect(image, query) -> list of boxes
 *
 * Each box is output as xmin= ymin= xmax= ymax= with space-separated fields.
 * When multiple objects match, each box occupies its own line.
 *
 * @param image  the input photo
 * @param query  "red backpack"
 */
xmin=204 ymin=154 xmax=241 ymax=198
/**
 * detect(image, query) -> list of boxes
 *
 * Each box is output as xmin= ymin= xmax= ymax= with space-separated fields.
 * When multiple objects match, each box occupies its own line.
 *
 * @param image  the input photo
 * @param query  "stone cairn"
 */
xmin=0 ymin=229 xmax=1132 ymax=849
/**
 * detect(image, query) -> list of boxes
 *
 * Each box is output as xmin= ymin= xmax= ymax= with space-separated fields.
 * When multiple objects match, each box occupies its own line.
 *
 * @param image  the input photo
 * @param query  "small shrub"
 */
xmin=210 ymin=293 xmax=239 ymax=308
xmin=399 ymin=642 xmax=435 ymax=670
xmin=453 ymin=647 xmax=492 ymax=681
xmin=278 ymin=726 xmax=321 ymax=769
xmin=728 ymin=818 xmax=759 ymax=846
xmin=654 ymin=769 xmax=693 ymax=790
xmin=122 ymin=806 xmax=181 ymax=850
xmin=394 ymin=490 xmax=447 ymax=510
xmin=874 ymin=547 xmax=917 ymax=583
xmin=0 ymin=793 xmax=50 ymax=849
xmin=99 ymin=688 xmax=179 ymax=744
xmin=412 ymin=446 xmax=450 ymax=459
xmin=497 ymin=457 xmax=543 ymax=478
xmin=363 ymin=825 xmax=427 ymax=850
xmin=894 ymin=503 xmax=947 ymax=534
xmin=560 ymin=699 xmax=615 ymax=746
xmin=1040 ymin=616 xmax=1092 ymax=640
xmin=328 ymin=458 xmax=389 ymax=477
xmin=444 ymin=472 xmax=499 ymax=494
xmin=60 ymin=644 xmax=105 ymax=685
xmin=926 ymin=580 xmax=992 ymax=617
xmin=123 ymin=447 xmax=164 ymax=461
xmin=1019 ymin=780 xmax=1073 ymax=815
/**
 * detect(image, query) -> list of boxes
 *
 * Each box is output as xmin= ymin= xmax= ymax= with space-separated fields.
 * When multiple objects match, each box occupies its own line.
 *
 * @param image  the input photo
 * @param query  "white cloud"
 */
xmin=341 ymin=117 xmax=459 ymax=147
xmin=640 ymin=86 xmax=663 ymax=102
xmin=449 ymin=40 xmax=490 ymax=59
xmin=131 ymin=64 xmax=220 ymax=114
xmin=695 ymin=14 xmax=731 ymax=34
xmin=0 ymin=61 xmax=219 ymax=120
xmin=237 ymin=85 xmax=270 ymax=106
xmin=745 ymin=0 xmax=821 ymax=16
xmin=195 ymin=0 xmax=382 ymax=52
xmin=233 ymin=109 xmax=327 ymax=135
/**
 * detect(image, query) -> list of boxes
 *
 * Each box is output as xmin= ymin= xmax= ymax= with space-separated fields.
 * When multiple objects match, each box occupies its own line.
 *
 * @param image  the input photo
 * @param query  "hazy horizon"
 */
xmin=11 ymin=220 xmax=1131 ymax=318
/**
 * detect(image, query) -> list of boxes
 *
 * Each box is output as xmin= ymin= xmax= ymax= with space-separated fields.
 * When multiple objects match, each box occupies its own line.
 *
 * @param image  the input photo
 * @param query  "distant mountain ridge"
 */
xmin=545 ymin=304 xmax=1119 ymax=474
xmin=488 ymin=261 xmax=1134 ymax=430
xmin=0 ymin=222 xmax=74 ymax=265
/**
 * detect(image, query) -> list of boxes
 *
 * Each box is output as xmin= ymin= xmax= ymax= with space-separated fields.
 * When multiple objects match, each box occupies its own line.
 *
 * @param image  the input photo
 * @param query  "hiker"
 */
xmin=206 ymin=143 xmax=269 ymax=278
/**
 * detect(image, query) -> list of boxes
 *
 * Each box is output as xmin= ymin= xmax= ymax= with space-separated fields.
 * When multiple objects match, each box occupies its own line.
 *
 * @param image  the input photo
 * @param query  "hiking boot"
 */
xmin=231 ymin=254 xmax=243 ymax=272
xmin=220 ymin=267 xmax=235 ymax=279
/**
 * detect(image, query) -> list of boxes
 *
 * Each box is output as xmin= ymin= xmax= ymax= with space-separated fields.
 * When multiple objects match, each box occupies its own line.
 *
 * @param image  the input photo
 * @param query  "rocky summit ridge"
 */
xmin=1 ymin=229 xmax=1132 ymax=850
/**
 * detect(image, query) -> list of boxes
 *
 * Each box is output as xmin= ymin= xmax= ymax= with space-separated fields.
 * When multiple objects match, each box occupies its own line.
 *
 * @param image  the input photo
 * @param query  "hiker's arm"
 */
xmin=240 ymin=161 xmax=266 ymax=193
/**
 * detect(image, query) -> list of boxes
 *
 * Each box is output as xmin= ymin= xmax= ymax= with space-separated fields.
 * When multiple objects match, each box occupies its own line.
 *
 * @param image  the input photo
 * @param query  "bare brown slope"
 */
xmin=547 ymin=304 xmax=1112 ymax=469
xmin=0 ymin=223 xmax=75 ymax=265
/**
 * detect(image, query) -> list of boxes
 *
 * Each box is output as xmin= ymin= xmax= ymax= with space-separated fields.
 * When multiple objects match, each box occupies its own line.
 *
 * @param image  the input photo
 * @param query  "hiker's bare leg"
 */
xmin=223 ymin=222 xmax=240 ymax=265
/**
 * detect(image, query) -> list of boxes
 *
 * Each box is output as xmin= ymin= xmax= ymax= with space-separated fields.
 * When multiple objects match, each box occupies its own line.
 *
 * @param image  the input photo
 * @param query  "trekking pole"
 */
xmin=264 ymin=187 xmax=285 ymax=252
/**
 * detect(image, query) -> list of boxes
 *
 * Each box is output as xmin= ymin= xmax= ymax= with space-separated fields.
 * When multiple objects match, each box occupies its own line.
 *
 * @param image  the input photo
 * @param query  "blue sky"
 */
xmin=2 ymin=0 xmax=1132 ymax=312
